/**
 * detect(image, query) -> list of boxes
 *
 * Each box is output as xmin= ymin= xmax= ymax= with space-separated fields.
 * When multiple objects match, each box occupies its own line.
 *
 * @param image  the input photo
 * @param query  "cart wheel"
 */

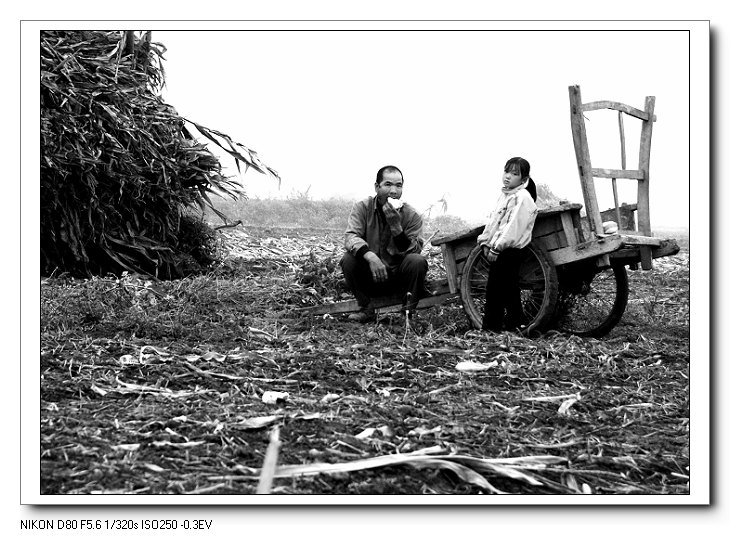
xmin=459 ymin=242 xmax=558 ymax=334
xmin=553 ymin=262 xmax=629 ymax=338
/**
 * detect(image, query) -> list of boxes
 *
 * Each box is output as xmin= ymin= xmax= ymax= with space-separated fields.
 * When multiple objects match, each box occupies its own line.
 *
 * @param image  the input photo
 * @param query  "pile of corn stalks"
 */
xmin=40 ymin=30 xmax=277 ymax=279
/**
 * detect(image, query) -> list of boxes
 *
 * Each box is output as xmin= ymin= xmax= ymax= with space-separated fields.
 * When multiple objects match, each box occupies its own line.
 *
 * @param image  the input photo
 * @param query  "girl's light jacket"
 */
xmin=477 ymin=181 xmax=538 ymax=256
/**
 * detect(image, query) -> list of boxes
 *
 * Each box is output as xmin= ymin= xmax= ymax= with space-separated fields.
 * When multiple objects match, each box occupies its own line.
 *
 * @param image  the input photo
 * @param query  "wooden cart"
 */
xmin=304 ymin=85 xmax=681 ymax=337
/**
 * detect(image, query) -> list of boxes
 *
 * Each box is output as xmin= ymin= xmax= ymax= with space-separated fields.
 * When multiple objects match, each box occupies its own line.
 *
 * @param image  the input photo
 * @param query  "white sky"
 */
xmin=156 ymin=25 xmax=692 ymax=228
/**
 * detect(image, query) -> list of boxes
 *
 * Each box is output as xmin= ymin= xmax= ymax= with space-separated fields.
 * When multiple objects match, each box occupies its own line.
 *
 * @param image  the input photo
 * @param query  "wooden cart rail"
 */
xmin=569 ymin=84 xmax=659 ymax=269
xmin=302 ymin=278 xmax=460 ymax=317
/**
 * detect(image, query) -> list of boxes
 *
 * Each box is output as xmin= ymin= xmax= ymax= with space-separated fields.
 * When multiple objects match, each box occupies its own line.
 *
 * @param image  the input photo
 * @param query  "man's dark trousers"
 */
xmin=340 ymin=252 xmax=428 ymax=311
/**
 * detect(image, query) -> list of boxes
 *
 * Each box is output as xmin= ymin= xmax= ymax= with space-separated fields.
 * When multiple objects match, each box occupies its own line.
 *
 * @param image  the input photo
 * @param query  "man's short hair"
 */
xmin=376 ymin=165 xmax=404 ymax=185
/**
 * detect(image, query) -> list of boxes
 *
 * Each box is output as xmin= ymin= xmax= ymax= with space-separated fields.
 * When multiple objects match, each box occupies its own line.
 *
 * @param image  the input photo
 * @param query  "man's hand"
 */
xmin=381 ymin=201 xmax=404 ymax=235
xmin=364 ymin=251 xmax=388 ymax=283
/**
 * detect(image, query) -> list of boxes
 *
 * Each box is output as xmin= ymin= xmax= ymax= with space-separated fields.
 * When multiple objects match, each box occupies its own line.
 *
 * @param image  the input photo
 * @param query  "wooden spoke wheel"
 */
xmin=459 ymin=242 xmax=558 ymax=334
xmin=552 ymin=262 xmax=629 ymax=338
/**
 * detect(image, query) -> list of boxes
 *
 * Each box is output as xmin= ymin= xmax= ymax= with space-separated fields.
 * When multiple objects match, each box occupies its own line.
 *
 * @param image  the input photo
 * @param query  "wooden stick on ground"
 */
xmin=256 ymin=425 xmax=282 ymax=494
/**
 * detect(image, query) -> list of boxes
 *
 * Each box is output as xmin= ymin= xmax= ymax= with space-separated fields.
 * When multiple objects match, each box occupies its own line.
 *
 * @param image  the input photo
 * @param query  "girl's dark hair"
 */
xmin=505 ymin=157 xmax=537 ymax=202
xmin=504 ymin=157 xmax=530 ymax=178
xmin=526 ymin=178 xmax=537 ymax=202
xmin=376 ymin=165 xmax=404 ymax=184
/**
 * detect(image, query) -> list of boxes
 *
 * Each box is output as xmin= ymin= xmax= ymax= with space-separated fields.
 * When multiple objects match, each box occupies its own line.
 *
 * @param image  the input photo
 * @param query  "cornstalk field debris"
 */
xmin=40 ymin=225 xmax=690 ymax=495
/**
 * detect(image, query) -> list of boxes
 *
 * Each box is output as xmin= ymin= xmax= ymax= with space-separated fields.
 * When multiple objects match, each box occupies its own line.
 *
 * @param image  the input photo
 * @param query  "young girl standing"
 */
xmin=477 ymin=157 xmax=539 ymax=332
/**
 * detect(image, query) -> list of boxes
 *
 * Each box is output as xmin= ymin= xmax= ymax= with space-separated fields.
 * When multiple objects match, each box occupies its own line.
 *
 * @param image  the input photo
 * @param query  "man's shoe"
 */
xmin=402 ymin=291 xmax=418 ymax=313
xmin=347 ymin=309 xmax=375 ymax=323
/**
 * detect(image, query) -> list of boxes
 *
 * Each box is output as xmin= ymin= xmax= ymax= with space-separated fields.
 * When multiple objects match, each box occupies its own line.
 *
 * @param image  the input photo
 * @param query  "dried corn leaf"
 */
xmin=268 ymin=452 xmax=568 ymax=494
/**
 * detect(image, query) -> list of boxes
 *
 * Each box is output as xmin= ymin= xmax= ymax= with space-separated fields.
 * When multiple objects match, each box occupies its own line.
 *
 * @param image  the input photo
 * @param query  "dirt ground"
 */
xmin=40 ymin=226 xmax=690 ymax=496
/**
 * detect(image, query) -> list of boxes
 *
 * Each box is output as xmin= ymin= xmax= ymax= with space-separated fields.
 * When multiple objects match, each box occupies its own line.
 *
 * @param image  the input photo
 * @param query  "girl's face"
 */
xmin=503 ymin=165 xmax=526 ymax=190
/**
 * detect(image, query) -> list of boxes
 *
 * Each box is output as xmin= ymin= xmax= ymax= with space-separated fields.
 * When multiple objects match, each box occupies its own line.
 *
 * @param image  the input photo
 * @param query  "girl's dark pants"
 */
xmin=340 ymin=252 xmax=428 ymax=311
xmin=482 ymin=247 xmax=526 ymax=331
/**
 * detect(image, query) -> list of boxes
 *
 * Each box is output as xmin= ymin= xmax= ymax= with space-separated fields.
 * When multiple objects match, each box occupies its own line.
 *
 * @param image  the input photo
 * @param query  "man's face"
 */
xmin=375 ymin=169 xmax=404 ymax=204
